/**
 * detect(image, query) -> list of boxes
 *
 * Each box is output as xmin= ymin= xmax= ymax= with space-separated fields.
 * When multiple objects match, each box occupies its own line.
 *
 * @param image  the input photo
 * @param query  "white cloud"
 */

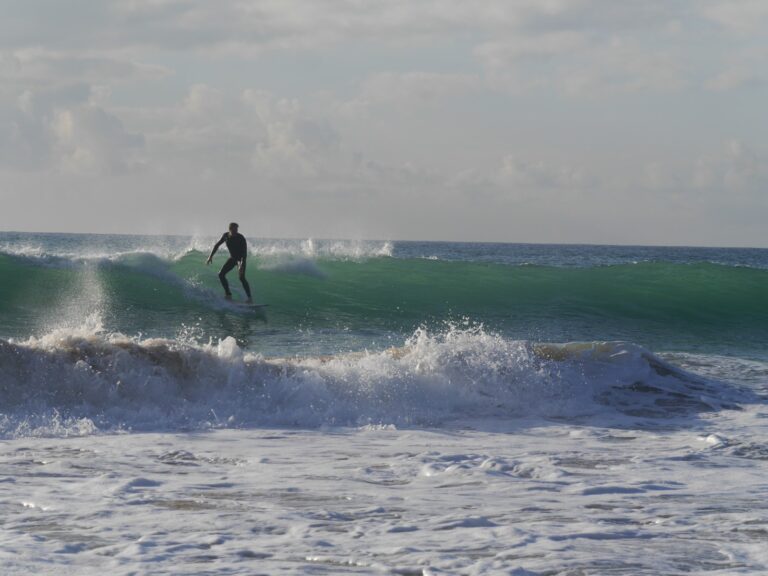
xmin=476 ymin=26 xmax=686 ymax=95
xmin=360 ymin=72 xmax=478 ymax=104
xmin=0 ymin=48 xmax=168 ymax=88
xmin=108 ymin=85 xmax=346 ymax=180
xmin=703 ymin=0 xmax=768 ymax=33
xmin=1 ymin=1 xmax=478 ymax=55
xmin=1 ymin=0 xmax=767 ymax=245
xmin=477 ymin=31 xmax=587 ymax=63
xmin=705 ymin=45 xmax=768 ymax=91
xmin=50 ymin=105 xmax=145 ymax=174
xmin=1 ymin=1 xmax=761 ymax=101
xmin=0 ymin=1 xmax=695 ymax=56
xmin=693 ymin=140 xmax=768 ymax=194
xmin=446 ymin=154 xmax=594 ymax=202
xmin=498 ymin=155 xmax=589 ymax=191
xmin=636 ymin=140 xmax=768 ymax=201
xmin=1 ymin=84 xmax=144 ymax=174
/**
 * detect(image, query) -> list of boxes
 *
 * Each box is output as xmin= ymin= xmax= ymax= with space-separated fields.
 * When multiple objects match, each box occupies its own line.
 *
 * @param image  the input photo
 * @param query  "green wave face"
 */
xmin=1 ymin=251 xmax=767 ymax=356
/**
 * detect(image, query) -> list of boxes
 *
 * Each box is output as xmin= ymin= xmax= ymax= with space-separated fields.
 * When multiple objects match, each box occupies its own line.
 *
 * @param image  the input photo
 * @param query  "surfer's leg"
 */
xmin=218 ymin=258 xmax=237 ymax=296
xmin=238 ymin=259 xmax=252 ymax=300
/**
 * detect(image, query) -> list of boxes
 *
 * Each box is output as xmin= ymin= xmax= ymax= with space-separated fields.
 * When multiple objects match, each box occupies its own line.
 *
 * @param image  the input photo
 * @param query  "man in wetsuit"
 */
xmin=206 ymin=222 xmax=252 ymax=303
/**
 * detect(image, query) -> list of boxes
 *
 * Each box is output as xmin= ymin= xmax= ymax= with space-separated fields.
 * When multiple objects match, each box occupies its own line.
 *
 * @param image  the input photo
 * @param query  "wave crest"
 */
xmin=0 ymin=326 xmax=741 ymax=438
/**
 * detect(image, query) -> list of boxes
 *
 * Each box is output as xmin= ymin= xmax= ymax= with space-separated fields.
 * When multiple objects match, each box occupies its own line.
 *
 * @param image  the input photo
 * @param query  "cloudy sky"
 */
xmin=1 ymin=1 xmax=767 ymax=246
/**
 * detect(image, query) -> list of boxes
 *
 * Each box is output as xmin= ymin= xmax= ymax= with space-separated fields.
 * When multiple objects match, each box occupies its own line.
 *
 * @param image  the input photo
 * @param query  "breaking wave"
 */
xmin=0 ymin=325 xmax=747 ymax=438
xmin=1 ymin=245 xmax=767 ymax=354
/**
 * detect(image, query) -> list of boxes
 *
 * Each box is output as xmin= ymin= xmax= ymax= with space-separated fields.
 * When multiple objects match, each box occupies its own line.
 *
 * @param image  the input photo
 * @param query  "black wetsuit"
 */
xmin=214 ymin=232 xmax=252 ymax=299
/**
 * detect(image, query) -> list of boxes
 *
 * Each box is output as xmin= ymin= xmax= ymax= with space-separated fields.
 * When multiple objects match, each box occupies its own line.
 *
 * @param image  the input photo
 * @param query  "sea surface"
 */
xmin=1 ymin=232 xmax=767 ymax=574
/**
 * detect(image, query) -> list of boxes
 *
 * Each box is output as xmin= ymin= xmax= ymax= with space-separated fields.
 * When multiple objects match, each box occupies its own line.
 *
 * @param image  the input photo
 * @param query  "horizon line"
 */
xmin=1 ymin=228 xmax=767 ymax=251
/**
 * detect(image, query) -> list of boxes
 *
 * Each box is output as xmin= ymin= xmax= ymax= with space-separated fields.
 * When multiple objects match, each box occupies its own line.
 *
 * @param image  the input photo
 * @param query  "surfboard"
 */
xmin=219 ymin=296 xmax=268 ymax=310
xmin=234 ymin=302 xmax=269 ymax=309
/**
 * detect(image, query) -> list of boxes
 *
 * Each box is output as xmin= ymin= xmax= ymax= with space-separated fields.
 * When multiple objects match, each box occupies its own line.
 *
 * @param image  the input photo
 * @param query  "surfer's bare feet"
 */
xmin=245 ymin=298 xmax=253 ymax=304
xmin=225 ymin=294 xmax=232 ymax=300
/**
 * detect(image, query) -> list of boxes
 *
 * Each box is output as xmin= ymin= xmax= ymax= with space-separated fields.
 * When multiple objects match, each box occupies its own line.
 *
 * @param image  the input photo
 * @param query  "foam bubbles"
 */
xmin=249 ymin=238 xmax=393 ymax=261
xmin=0 ymin=325 xmax=739 ymax=438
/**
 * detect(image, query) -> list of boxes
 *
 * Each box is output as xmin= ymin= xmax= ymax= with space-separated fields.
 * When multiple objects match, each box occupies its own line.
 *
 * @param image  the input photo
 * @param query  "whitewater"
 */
xmin=1 ymin=232 xmax=768 ymax=575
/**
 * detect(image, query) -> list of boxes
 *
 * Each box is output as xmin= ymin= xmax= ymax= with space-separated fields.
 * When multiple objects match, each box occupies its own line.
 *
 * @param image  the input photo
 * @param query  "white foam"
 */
xmin=0 ymin=237 xmax=393 ymax=277
xmin=0 ymin=240 xmax=201 ymax=266
xmin=0 ymin=325 xmax=735 ymax=438
xmin=248 ymin=238 xmax=393 ymax=260
xmin=3 ymin=413 xmax=767 ymax=574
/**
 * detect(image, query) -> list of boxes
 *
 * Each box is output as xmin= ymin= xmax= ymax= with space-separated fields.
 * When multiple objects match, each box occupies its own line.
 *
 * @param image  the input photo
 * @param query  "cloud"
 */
xmin=1 ymin=0 xmax=767 ymax=245
xmin=0 ymin=1 xmax=695 ymax=56
xmin=1 ymin=1 xmax=485 ymax=55
xmin=693 ymin=140 xmax=768 ymax=194
xmin=50 ymin=105 xmax=145 ymax=174
xmin=1 ymin=1 xmax=763 ymax=100
xmin=109 ymin=85 xmax=346 ymax=180
xmin=446 ymin=154 xmax=594 ymax=204
xmin=498 ymin=155 xmax=589 ymax=191
xmin=703 ymin=0 xmax=768 ymax=34
xmin=0 ymin=99 xmax=50 ymax=170
xmin=475 ymin=24 xmax=686 ymax=95
xmin=705 ymin=45 xmax=768 ymax=91
xmin=0 ymin=48 xmax=169 ymax=89
xmin=360 ymin=72 xmax=478 ymax=104
xmin=0 ymin=83 xmax=144 ymax=174
xmin=638 ymin=140 xmax=768 ymax=201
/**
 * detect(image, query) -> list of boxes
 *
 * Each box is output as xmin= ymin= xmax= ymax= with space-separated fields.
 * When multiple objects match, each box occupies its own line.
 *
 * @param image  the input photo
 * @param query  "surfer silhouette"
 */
xmin=206 ymin=222 xmax=252 ymax=303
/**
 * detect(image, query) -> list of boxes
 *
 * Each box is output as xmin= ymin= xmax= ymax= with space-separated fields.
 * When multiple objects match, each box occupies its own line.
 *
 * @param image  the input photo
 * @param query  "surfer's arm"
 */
xmin=206 ymin=235 xmax=226 ymax=265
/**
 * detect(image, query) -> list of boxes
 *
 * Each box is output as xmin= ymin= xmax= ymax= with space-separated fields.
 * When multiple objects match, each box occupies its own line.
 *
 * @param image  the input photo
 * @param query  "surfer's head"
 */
xmin=228 ymin=222 xmax=239 ymax=234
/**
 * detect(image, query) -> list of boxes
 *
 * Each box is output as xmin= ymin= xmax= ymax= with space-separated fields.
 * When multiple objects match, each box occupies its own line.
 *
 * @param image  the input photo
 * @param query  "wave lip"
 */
xmin=0 ymin=327 xmax=745 ymax=438
xmin=0 ymin=236 xmax=392 ymax=263
xmin=249 ymin=238 xmax=393 ymax=260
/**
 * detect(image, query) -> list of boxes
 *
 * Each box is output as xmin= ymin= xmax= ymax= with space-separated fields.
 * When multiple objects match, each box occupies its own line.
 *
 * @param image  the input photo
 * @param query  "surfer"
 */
xmin=206 ymin=222 xmax=252 ymax=303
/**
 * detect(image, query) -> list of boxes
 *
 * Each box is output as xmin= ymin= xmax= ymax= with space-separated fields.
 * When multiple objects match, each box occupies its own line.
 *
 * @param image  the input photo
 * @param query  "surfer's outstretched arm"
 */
xmin=206 ymin=235 xmax=227 ymax=265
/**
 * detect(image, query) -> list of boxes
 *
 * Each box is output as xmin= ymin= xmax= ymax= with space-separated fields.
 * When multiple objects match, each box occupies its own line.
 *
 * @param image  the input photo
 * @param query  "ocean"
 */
xmin=1 ymin=232 xmax=767 ymax=574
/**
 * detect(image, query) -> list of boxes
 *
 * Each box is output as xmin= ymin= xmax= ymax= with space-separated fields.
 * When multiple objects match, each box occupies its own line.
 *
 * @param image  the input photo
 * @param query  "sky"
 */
xmin=1 ymin=0 xmax=767 ymax=246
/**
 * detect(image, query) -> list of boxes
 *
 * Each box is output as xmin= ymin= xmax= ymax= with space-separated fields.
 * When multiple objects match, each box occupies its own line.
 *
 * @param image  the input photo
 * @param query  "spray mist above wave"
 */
xmin=0 ymin=324 xmax=749 ymax=438
xmin=0 ymin=236 xmax=394 ymax=266
xmin=3 ymin=232 xmax=768 ymax=272
xmin=0 ymin=237 xmax=203 ymax=265
xmin=248 ymin=238 xmax=393 ymax=260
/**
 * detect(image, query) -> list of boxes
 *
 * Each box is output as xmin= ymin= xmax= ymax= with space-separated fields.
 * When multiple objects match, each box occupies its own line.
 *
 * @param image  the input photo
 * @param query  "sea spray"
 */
xmin=0 ymin=325 xmax=746 ymax=438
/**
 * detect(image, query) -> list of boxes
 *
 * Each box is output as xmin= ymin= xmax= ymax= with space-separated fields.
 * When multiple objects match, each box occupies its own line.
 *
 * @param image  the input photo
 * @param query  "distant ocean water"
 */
xmin=2 ymin=232 xmax=768 ymax=574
